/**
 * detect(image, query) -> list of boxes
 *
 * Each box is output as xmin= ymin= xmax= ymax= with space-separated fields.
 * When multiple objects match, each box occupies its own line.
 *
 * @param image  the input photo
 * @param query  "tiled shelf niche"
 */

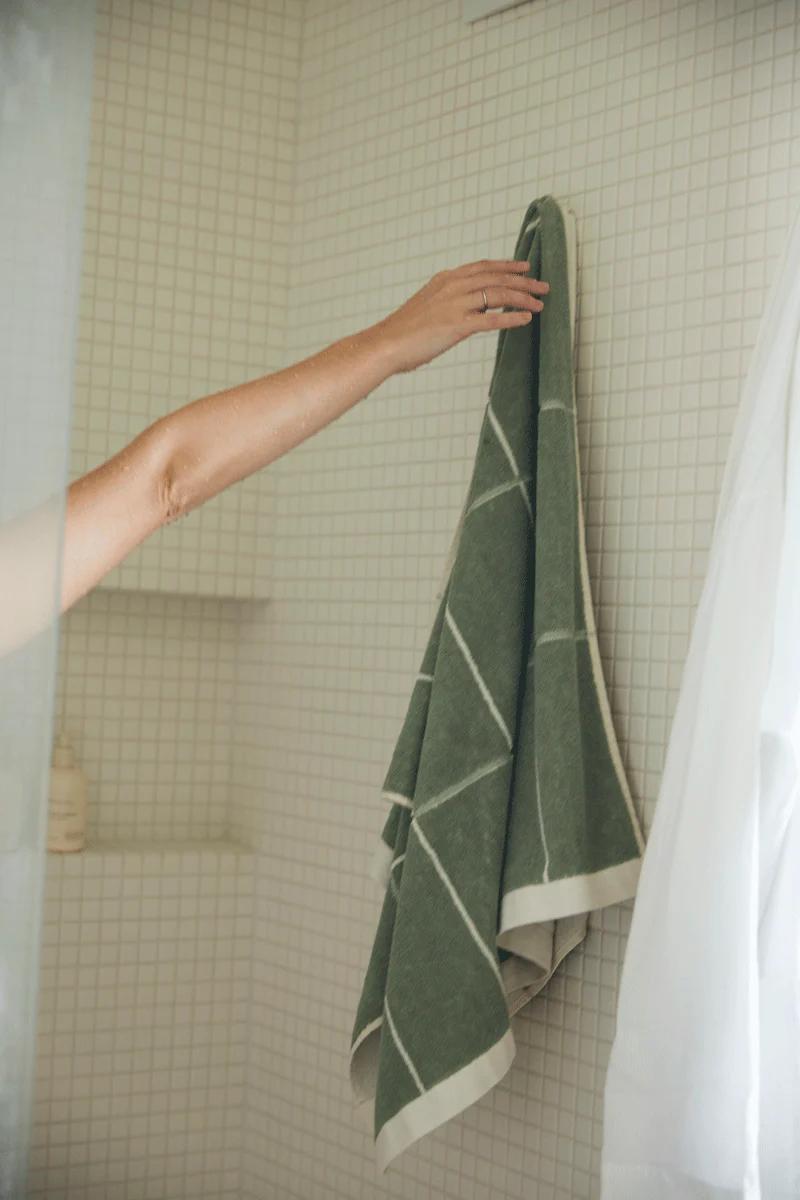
xmin=37 ymin=561 xmax=264 ymax=1200
xmin=46 ymin=836 xmax=253 ymax=864
xmin=93 ymin=500 xmax=273 ymax=602
xmin=96 ymin=572 xmax=271 ymax=604
xmin=53 ymin=586 xmax=267 ymax=850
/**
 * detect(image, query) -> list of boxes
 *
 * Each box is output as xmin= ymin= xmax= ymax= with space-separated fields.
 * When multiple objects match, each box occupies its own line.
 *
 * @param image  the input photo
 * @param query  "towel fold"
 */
xmin=350 ymin=195 xmax=645 ymax=1171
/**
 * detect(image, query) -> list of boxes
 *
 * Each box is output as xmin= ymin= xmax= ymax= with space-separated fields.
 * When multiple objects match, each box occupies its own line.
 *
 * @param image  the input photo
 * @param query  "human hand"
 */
xmin=374 ymin=259 xmax=549 ymax=373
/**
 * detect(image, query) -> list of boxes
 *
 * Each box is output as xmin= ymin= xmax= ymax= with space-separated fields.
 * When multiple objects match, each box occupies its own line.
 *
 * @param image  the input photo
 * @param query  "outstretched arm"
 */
xmin=62 ymin=259 xmax=548 ymax=613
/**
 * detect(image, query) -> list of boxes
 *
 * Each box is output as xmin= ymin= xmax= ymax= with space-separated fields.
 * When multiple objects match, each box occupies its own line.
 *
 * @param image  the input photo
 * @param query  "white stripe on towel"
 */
xmin=390 ymin=854 xmax=406 ymax=899
xmin=537 ymin=627 xmax=588 ymax=645
xmin=534 ymin=754 xmax=550 ymax=884
xmin=412 ymin=818 xmax=504 ymax=990
xmin=413 ymin=756 xmax=510 ymax=820
xmin=445 ymin=607 xmax=512 ymax=750
xmin=487 ymin=402 xmax=534 ymax=523
xmin=351 ymin=1015 xmax=383 ymax=1057
xmin=537 ymin=628 xmax=584 ymax=645
xmin=382 ymin=790 xmax=413 ymax=809
xmin=384 ymin=999 xmax=424 ymax=1094
xmin=527 ymin=628 xmax=588 ymax=668
xmin=466 ymin=476 xmax=533 ymax=521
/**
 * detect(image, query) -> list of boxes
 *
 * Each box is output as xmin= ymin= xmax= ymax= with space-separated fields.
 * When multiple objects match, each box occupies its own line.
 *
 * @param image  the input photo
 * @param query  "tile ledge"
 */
xmin=94 ymin=583 xmax=271 ymax=603
xmin=48 ymin=836 xmax=254 ymax=856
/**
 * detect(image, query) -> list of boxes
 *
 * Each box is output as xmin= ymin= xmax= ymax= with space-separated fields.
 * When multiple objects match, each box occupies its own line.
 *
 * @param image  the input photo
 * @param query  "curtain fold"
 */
xmin=601 ymin=206 xmax=800 ymax=1200
xmin=0 ymin=3 xmax=95 ymax=1196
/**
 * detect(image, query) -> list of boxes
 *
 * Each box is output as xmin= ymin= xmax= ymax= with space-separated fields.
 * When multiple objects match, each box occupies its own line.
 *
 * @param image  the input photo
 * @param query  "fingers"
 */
xmin=454 ymin=259 xmax=532 ymax=277
xmin=451 ymin=271 xmax=549 ymax=298
xmin=470 ymin=285 xmax=545 ymax=314
xmin=464 ymin=309 xmax=536 ymax=333
xmin=451 ymin=260 xmax=549 ymax=292
xmin=482 ymin=273 xmax=549 ymax=295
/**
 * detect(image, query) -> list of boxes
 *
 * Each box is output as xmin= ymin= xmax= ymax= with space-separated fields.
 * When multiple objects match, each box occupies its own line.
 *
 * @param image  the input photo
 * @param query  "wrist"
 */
xmin=361 ymin=316 xmax=405 ymax=378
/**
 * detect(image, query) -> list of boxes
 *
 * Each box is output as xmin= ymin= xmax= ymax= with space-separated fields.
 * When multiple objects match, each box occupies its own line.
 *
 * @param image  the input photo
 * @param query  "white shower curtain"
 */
xmin=601 ymin=206 xmax=800 ymax=1199
xmin=0 ymin=3 xmax=95 ymax=1197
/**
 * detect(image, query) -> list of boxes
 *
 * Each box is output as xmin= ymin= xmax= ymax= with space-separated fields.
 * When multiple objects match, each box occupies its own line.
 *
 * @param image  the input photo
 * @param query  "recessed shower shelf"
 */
xmin=47 ymin=837 xmax=254 ymax=863
xmin=90 ymin=523 xmax=272 ymax=601
xmin=94 ymin=582 xmax=271 ymax=604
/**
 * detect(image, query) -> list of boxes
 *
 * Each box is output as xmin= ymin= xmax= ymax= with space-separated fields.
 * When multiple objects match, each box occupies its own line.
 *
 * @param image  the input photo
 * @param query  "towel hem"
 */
xmin=374 ymin=1026 xmax=516 ymax=1173
xmin=499 ymin=855 xmax=641 ymax=930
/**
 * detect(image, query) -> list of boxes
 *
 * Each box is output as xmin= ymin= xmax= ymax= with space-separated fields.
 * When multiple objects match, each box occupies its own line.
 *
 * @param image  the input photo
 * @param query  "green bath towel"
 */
xmin=350 ymin=195 xmax=645 ymax=1171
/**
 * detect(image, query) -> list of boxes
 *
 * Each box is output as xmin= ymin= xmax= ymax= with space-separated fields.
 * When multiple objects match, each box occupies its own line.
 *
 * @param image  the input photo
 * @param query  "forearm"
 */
xmin=155 ymin=318 xmax=397 ymax=521
xmin=60 ymin=319 xmax=397 ymax=613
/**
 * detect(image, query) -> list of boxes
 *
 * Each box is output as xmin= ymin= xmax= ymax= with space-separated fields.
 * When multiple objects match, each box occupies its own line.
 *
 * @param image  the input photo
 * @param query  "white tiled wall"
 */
xmin=238 ymin=1 xmax=800 ymax=1197
xmin=71 ymin=0 xmax=298 ymax=598
xmin=34 ymin=0 xmax=298 ymax=1195
xmin=30 ymin=843 xmax=254 ymax=1200
xmin=32 ymin=0 xmax=800 ymax=1198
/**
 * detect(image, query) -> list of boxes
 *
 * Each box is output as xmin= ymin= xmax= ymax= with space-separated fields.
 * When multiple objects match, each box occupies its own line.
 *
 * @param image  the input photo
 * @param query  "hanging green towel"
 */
xmin=350 ymin=195 xmax=645 ymax=1171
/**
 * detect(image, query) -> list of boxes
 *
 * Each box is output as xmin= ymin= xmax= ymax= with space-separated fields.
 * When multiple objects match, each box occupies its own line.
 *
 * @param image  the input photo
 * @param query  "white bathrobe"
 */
xmin=601 ymin=206 xmax=800 ymax=1200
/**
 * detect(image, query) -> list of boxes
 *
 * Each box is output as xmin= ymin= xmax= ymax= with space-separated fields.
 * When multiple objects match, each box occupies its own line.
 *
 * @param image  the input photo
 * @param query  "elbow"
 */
xmin=133 ymin=422 xmax=191 ymax=530
xmin=148 ymin=412 xmax=196 ymax=525
xmin=158 ymin=463 xmax=189 ymax=526
xmin=150 ymin=422 xmax=190 ymax=526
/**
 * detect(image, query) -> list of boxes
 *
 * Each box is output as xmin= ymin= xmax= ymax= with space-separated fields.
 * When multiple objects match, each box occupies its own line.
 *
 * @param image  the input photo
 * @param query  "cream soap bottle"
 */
xmin=47 ymin=731 xmax=88 ymax=852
